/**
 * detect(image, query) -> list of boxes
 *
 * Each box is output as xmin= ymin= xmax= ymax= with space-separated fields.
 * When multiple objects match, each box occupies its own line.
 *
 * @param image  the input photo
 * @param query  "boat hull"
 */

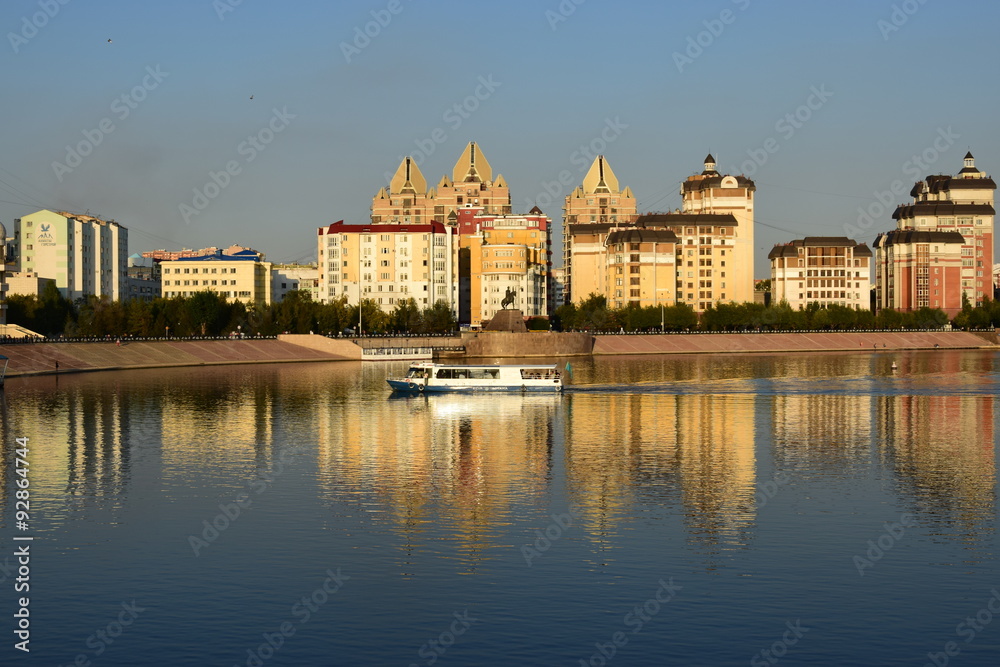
xmin=386 ymin=379 xmax=562 ymax=393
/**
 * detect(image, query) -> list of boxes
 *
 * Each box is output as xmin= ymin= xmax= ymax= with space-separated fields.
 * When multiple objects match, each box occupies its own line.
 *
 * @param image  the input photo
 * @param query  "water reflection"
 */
xmin=0 ymin=350 xmax=995 ymax=574
xmin=316 ymin=392 xmax=559 ymax=575
xmin=879 ymin=395 xmax=996 ymax=546
xmin=565 ymin=393 xmax=757 ymax=561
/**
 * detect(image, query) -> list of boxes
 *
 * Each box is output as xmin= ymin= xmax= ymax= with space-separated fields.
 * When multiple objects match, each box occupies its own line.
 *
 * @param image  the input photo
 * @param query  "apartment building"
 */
xmin=10 ymin=209 xmax=128 ymax=300
xmin=769 ymin=237 xmax=871 ymax=310
xmin=875 ymin=153 xmax=994 ymax=315
xmin=317 ymin=220 xmax=456 ymax=313
xmin=161 ymin=249 xmax=271 ymax=305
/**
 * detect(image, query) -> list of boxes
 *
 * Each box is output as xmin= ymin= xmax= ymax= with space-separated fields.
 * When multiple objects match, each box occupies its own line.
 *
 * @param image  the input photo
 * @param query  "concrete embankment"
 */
xmin=0 ymin=334 xmax=361 ymax=378
xmin=592 ymin=330 xmax=997 ymax=355
xmin=0 ymin=331 xmax=994 ymax=378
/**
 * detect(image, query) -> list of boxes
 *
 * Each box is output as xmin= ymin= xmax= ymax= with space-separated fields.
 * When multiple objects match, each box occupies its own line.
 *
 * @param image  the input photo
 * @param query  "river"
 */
xmin=0 ymin=350 xmax=997 ymax=665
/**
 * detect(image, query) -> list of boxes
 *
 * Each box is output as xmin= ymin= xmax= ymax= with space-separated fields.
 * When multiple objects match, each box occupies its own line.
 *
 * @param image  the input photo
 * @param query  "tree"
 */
xmin=390 ymin=297 xmax=423 ymax=333
xmin=423 ymin=300 xmax=456 ymax=334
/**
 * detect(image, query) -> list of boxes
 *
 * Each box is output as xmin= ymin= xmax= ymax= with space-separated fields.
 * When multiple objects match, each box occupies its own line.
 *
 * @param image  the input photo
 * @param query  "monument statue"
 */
xmin=501 ymin=287 xmax=515 ymax=310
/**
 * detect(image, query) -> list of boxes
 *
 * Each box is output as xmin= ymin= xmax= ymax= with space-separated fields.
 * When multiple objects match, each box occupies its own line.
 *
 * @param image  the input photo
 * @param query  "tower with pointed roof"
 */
xmin=371 ymin=142 xmax=511 ymax=226
xmin=562 ymin=155 xmax=637 ymax=303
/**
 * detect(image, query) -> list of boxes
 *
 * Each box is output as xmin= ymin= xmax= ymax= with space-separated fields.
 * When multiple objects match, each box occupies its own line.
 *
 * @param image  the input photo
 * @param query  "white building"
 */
xmin=769 ymin=237 xmax=871 ymax=311
xmin=271 ymin=263 xmax=319 ymax=302
xmin=11 ymin=209 xmax=128 ymax=301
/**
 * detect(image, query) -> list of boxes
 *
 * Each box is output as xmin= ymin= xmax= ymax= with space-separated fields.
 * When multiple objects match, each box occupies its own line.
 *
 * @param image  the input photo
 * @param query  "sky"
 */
xmin=2 ymin=0 xmax=998 ymax=277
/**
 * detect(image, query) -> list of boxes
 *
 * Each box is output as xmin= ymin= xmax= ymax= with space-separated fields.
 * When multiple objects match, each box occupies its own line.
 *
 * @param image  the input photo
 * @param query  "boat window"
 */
xmin=487 ymin=369 xmax=499 ymax=378
xmin=436 ymin=369 xmax=451 ymax=379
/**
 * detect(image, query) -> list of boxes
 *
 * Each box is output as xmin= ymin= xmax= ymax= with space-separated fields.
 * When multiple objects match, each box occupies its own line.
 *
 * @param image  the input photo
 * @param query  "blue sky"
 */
xmin=2 ymin=0 xmax=997 ymax=276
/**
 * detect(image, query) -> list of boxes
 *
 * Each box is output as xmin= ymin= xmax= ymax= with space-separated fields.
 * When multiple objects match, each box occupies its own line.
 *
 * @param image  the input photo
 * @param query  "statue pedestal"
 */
xmin=483 ymin=309 xmax=527 ymax=332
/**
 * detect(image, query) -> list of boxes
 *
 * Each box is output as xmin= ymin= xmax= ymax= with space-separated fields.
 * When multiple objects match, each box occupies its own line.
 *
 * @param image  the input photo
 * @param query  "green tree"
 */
xmin=423 ymin=300 xmax=456 ymax=334
xmin=390 ymin=297 xmax=423 ymax=333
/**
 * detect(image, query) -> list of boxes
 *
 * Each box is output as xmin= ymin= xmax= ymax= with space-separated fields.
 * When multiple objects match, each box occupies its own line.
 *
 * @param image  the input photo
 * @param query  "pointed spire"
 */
xmin=960 ymin=151 xmax=979 ymax=176
xmin=438 ymin=174 xmax=452 ymax=189
xmin=494 ymin=173 xmax=507 ymax=188
xmin=582 ymin=155 xmax=620 ymax=194
xmin=453 ymin=141 xmax=493 ymax=183
xmin=702 ymin=154 xmax=719 ymax=175
xmin=389 ymin=156 xmax=427 ymax=195
xmin=374 ymin=186 xmax=388 ymax=199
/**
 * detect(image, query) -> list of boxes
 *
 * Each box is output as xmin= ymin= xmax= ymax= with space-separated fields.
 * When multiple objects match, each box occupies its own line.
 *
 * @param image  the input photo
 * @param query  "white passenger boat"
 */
xmin=387 ymin=361 xmax=563 ymax=393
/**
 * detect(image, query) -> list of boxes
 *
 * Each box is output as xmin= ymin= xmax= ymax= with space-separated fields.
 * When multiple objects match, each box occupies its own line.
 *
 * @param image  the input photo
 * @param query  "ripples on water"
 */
xmin=0 ymin=350 xmax=997 ymax=665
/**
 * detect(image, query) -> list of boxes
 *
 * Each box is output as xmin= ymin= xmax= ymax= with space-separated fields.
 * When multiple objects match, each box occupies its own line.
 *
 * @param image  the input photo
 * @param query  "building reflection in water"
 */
xmin=771 ymin=394 xmax=873 ymax=475
xmin=878 ymin=394 xmax=996 ymax=547
xmin=1 ymin=351 xmax=995 ymax=574
xmin=315 ymin=391 xmax=559 ymax=575
xmin=564 ymin=392 xmax=758 ymax=563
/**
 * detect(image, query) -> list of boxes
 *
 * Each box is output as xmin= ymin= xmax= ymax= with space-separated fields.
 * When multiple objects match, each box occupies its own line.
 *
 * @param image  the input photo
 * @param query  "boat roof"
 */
xmin=408 ymin=361 xmax=556 ymax=369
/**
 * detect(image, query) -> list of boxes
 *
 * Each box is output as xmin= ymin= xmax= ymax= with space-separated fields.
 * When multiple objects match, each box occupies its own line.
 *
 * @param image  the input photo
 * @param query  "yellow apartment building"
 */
xmin=562 ymin=155 xmax=636 ymax=302
xmin=317 ymin=220 xmax=456 ymax=313
xmin=455 ymin=207 xmax=551 ymax=327
xmin=161 ymin=249 xmax=272 ymax=305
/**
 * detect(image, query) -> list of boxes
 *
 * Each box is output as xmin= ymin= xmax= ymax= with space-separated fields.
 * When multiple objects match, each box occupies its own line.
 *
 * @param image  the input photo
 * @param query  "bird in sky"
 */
xmin=107 ymin=38 xmax=112 ymax=43
xmin=250 ymin=94 xmax=254 ymax=100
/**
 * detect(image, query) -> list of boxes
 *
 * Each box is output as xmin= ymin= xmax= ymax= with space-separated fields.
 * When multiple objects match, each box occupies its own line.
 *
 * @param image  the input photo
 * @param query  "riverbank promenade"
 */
xmin=0 ymin=330 xmax=994 ymax=378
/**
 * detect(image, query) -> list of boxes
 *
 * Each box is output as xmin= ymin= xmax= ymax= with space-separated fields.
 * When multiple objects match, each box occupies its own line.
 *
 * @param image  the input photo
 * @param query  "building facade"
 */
xmin=126 ymin=254 xmax=162 ymax=302
xmin=161 ymin=249 xmax=272 ymax=305
xmin=874 ymin=153 xmax=995 ymax=315
xmin=602 ymin=228 xmax=677 ymax=310
xmin=271 ymin=263 xmax=319 ymax=302
xmin=317 ymin=220 xmax=456 ymax=314
xmin=873 ymin=230 xmax=966 ymax=315
xmin=769 ymin=237 xmax=871 ymax=311
xmin=10 ymin=209 xmax=128 ymax=301
xmin=562 ymin=155 xmax=636 ymax=303
xmin=678 ymin=155 xmax=756 ymax=307
xmin=455 ymin=207 xmax=552 ymax=327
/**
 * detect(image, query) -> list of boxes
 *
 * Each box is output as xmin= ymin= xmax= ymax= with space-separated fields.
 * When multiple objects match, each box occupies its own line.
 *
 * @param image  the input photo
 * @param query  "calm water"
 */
xmin=1 ymin=350 xmax=998 ymax=666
